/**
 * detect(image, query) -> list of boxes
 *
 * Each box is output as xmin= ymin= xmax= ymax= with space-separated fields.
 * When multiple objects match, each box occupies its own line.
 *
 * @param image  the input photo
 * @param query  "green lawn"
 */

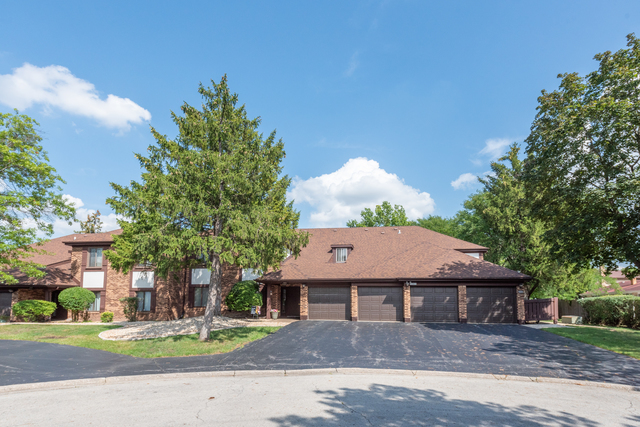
xmin=543 ymin=326 xmax=640 ymax=360
xmin=0 ymin=324 xmax=280 ymax=358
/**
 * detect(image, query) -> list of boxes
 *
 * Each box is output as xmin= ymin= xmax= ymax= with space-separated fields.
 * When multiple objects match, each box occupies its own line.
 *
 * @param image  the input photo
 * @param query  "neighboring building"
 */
xmin=260 ymin=226 xmax=530 ymax=323
xmin=1 ymin=230 xmax=241 ymax=321
xmin=600 ymin=271 xmax=640 ymax=297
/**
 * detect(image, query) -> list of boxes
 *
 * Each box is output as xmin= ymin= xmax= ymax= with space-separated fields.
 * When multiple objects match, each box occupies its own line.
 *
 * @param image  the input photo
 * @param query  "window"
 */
xmin=135 ymin=261 xmax=153 ymax=268
xmin=191 ymin=268 xmax=211 ymax=284
xmin=242 ymin=268 xmax=261 ymax=281
xmin=336 ymin=247 xmax=348 ymax=263
xmin=88 ymin=292 xmax=101 ymax=312
xmin=194 ymin=287 xmax=208 ymax=307
xmin=88 ymin=248 xmax=103 ymax=267
xmin=136 ymin=291 xmax=152 ymax=312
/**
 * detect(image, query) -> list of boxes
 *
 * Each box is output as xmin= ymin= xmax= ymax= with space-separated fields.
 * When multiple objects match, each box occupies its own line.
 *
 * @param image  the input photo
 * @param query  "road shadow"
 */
xmin=269 ymin=383 xmax=603 ymax=426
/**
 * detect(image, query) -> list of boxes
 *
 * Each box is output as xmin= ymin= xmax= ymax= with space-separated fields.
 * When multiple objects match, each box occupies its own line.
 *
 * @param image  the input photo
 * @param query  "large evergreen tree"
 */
xmin=106 ymin=77 xmax=308 ymax=340
xmin=0 ymin=111 xmax=75 ymax=284
xmin=347 ymin=201 xmax=411 ymax=227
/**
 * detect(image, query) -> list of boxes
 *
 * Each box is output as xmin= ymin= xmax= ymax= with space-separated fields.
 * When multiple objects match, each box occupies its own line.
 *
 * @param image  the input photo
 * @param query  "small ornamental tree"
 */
xmin=225 ymin=280 xmax=262 ymax=312
xmin=12 ymin=300 xmax=56 ymax=322
xmin=58 ymin=287 xmax=95 ymax=322
xmin=106 ymin=76 xmax=309 ymax=341
xmin=119 ymin=297 xmax=139 ymax=322
xmin=75 ymin=210 xmax=103 ymax=234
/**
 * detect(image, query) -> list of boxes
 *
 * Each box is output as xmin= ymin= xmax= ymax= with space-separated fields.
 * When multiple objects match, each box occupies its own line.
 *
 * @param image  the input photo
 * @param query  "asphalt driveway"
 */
xmin=2 ymin=321 xmax=640 ymax=386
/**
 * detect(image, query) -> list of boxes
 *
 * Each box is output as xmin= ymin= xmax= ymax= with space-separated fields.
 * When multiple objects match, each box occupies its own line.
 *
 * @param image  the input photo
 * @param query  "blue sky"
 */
xmin=1 ymin=1 xmax=639 ymax=236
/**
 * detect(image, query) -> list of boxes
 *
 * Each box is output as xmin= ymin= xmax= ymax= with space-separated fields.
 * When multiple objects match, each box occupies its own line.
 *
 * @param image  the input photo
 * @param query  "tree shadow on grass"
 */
xmin=269 ymin=384 xmax=609 ymax=427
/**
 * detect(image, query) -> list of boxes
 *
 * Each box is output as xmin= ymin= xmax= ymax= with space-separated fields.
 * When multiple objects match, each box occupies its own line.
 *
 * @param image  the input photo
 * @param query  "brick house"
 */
xmin=1 ymin=230 xmax=242 ymax=321
xmin=259 ymin=226 xmax=530 ymax=323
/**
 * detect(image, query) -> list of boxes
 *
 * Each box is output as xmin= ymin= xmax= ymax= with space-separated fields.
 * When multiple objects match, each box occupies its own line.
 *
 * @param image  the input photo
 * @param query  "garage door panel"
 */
xmin=308 ymin=287 xmax=350 ymax=320
xmin=358 ymin=287 xmax=402 ymax=321
xmin=410 ymin=287 xmax=458 ymax=322
xmin=467 ymin=287 xmax=515 ymax=323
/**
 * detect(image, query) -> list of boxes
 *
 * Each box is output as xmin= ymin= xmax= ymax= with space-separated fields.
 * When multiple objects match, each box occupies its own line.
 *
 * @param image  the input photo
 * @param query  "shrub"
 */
xmin=12 ymin=300 xmax=57 ymax=322
xmin=119 ymin=297 xmax=139 ymax=322
xmin=101 ymin=311 xmax=114 ymax=323
xmin=58 ymin=287 xmax=96 ymax=322
xmin=578 ymin=295 xmax=640 ymax=329
xmin=225 ymin=280 xmax=262 ymax=312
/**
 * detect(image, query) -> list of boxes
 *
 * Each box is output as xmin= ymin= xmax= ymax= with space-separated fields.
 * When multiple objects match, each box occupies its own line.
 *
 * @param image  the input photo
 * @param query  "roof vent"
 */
xmin=364 ymin=228 xmax=368 ymax=231
xmin=333 ymin=229 xmax=337 ymax=232
xmin=73 ymin=236 xmax=76 ymax=240
xmin=381 ymin=231 xmax=385 ymax=234
xmin=398 ymin=230 xmax=401 ymax=234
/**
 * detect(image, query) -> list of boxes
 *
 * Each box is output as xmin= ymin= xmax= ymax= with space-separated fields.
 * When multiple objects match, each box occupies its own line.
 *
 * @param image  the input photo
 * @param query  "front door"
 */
xmin=282 ymin=286 xmax=301 ymax=318
xmin=50 ymin=290 xmax=68 ymax=321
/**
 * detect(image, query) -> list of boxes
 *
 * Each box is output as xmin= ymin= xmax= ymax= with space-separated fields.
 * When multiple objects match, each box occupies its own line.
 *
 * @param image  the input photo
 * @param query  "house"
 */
xmin=1 ymin=230 xmax=241 ymax=321
xmin=2 ymin=225 xmax=531 ymax=324
xmin=259 ymin=226 xmax=530 ymax=323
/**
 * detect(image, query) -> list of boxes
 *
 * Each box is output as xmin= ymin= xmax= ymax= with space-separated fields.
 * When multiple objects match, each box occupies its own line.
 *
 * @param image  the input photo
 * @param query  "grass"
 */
xmin=0 ymin=324 xmax=281 ymax=358
xmin=543 ymin=325 xmax=640 ymax=360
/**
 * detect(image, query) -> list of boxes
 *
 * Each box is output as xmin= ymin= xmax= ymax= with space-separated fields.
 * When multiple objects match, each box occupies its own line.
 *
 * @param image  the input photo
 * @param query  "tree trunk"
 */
xmin=199 ymin=253 xmax=222 ymax=341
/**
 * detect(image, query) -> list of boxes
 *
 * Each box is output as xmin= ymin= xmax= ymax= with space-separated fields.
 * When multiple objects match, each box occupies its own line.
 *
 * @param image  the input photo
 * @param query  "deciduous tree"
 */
xmin=525 ymin=34 xmax=640 ymax=280
xmin=0 ymin=111 xmax=75 ymax=285
xmin=347 ymin=201 xmax=411 ymax=227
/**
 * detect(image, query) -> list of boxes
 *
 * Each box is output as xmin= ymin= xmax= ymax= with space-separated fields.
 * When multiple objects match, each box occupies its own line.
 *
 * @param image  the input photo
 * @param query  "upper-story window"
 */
xmin=88 ymin=248 xmax=103 ymax=267
xmin=336 ymin=247 xmax=348 ymax=263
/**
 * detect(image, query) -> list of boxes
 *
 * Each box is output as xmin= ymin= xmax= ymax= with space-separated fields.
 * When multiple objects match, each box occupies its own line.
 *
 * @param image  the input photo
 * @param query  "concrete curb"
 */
xmin=1 ymin=368 xmax=638 ymax=394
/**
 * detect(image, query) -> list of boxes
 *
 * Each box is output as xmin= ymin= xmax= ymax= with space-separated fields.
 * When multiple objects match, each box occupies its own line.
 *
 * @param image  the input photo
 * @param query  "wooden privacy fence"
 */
xmin=558 ymin=299 xmax=586 ymax=318
xmin=525 ymin=297 xmax=559 ymax=323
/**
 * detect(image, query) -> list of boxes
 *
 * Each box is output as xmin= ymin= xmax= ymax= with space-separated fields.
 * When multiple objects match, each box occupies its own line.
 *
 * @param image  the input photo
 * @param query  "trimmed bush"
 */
xmin=119 ymin=297 xmax=139 ymax=322
xmin=59 ymin=287 xmax=96 ymax=322
xmin=578 ymin=295 xmax=640 ymax=329
xmin=225 ymin=280 xmax=262 ymax=312
xmin=12 ymin=300 xmax=57 ymax=322
xmin=101 ymin=311 xmax=114 ymax=323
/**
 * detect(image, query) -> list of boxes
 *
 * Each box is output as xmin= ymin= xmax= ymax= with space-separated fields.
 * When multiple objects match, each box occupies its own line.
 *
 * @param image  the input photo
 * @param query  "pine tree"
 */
xmin=75 ymin=210 xmax=103 ymax=233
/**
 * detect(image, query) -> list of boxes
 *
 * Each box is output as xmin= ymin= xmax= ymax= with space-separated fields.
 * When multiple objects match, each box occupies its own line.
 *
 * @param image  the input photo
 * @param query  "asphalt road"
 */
xmin=1 ymin=372 xmax=638 ymax=426
xmin=2 ymin=321 xmax=640 ymax=386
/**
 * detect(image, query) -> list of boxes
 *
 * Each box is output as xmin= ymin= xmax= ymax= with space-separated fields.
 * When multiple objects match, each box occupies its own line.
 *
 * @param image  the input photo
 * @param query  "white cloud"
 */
xmin=50 ymin=194 xmax=121 ymax=237
xmin=451 ymin=173 xmax=478 ymax=190
xmin=288 ymin=157 xmax=435 ymax=227
xmin=344 ymin=52 xmax=360 ymax=77
xmin=478 ymin=138 xmax=512 ymax=160
xmin=0 ymin=63 xmax=151 ymax=131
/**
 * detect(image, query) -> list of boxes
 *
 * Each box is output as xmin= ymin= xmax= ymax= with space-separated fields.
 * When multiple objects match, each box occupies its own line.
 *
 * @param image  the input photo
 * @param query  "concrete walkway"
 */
xmin=1 ymin=370 xmax=637 ymax=426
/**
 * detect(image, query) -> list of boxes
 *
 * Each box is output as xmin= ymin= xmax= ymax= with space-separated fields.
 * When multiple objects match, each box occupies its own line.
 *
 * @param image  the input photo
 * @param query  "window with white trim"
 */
xmin=336 ymin=247 xmax=348 ymax=263
xmin=83 ymin=271 xmax=104 ymax=288
xmin=132 ymin=271 xmax=155 ymax=288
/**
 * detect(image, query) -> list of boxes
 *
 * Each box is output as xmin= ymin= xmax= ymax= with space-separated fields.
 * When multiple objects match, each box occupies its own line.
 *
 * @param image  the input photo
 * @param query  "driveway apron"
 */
xmin=2 ymin=321 xmax=640 ymax=386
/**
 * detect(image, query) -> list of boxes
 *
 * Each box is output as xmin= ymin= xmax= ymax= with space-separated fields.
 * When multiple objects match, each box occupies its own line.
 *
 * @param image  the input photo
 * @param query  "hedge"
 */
xmin=12 ymin=300 xmax=57 ymax=322
xmin=578 ymin=295 xmax=640 ymax=329
xmin=225 ymin=281 xmax=262 ymax=312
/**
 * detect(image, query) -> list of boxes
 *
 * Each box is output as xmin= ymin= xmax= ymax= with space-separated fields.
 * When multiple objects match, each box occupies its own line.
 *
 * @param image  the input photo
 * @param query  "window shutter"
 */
xmin=150 ymin=291 xmax=157 ymax=312
xmin=100 ymin=290 xmax=106 ymax=311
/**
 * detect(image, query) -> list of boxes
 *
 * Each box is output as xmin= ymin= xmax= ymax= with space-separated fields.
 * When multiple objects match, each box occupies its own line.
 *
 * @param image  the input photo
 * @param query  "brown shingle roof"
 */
xmin=260 ymin=226 xmax=529 ymax=282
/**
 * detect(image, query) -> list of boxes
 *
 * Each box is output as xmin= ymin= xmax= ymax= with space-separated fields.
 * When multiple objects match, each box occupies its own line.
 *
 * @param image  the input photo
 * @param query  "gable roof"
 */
xmin=260 ymin=226 xmax=529 ymax=282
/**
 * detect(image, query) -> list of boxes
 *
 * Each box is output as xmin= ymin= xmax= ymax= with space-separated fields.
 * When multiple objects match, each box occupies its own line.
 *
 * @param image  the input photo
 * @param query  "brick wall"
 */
xmin=403 ymin=285 xmax=411 ymax=322
xmin=516 ymin=284 xmax=525 ymax=324
xmin=300 ymin=285 xmax=308 ymax=320
xmin=105 ymin=262 xmax=131 ymax=320
xmin=457 ymin=285 xmax=467 ymax=323
xmin=350 ymin=284 xmax=358 ymax=321
xmin=10 ymin=288 xmax=46 ymax=321
xmin=70 ymin=247 xmax=82 ymax=282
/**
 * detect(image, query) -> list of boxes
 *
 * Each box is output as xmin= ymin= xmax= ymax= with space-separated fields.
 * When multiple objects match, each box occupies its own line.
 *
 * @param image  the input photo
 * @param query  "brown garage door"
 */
xmin=411 ymin=287 xmax=458 ymax=322
xmin=358 ymin=287 xmax=403 ymax=321
xmin=467 ymin=287 xmax=515 ymax=323
xmin=308 ymin=287 xmax=350 ymax=320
